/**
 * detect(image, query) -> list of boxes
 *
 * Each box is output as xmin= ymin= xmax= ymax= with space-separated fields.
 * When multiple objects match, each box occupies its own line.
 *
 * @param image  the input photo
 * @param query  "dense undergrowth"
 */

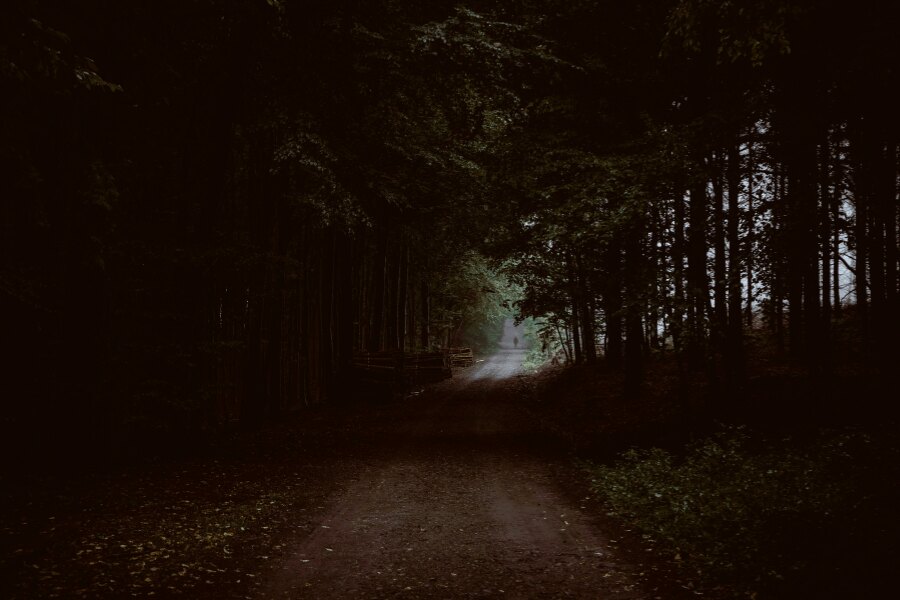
xmin=584 ymin=426 xmax=899 ymax=597
xmin=519 ymin=326 xmax=900 ymax=598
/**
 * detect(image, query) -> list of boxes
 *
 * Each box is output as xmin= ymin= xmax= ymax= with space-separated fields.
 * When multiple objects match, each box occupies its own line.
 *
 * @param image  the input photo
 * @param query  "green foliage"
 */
xmin=436 ymin=252 xmax=521 ymax=353
xmin=0 ymin=13 xmax=122 ymax=93
xmin=520 ymin=316 xmax=564 ymax=370
xmin=5 ymin=0 xmax=898 ymax=456
xmin=586 ymin=427 xmax=897 ymax=593
xmin=664 ymin=0 xmax=798 ymax=67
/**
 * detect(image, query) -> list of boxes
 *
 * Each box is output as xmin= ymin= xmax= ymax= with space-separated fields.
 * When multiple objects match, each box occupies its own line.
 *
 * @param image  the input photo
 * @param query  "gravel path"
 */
xmin=261 ymin=321 xmax=653 ymax=599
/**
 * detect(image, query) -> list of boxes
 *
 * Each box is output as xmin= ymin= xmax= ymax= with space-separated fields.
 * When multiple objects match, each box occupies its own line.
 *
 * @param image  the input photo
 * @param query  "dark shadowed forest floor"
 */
xmin=4 ymin=322 xmax=898 ymax=599
xmin=2 ymin=323 xmax=705 ymax=599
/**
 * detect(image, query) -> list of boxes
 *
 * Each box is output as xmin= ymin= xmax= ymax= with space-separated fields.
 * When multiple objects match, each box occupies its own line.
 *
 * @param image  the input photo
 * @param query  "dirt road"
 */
xmin=261 ymin=321 xmax=655 ymax=599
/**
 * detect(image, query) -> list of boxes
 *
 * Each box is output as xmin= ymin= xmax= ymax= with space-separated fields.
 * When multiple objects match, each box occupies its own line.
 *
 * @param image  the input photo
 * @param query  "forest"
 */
xmin=2 ymin=0 xmax=898 ymax=598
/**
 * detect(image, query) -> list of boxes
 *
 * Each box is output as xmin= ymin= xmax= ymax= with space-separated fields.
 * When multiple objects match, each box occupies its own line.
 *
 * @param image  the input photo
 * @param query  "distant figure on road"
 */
xmin=513 ymin=336 xmax=519 ymax=348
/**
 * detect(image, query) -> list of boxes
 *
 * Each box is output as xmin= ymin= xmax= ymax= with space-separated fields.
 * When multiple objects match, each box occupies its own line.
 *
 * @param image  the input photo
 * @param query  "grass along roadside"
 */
xmin=582 ymin=425 xmax=899 ymax=598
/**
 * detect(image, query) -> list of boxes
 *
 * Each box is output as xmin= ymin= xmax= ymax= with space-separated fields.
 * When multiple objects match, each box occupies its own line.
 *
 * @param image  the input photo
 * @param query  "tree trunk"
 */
xmin=385 ymin=238 xmax=399 ymax=352
xmin=712 ymin=152 xmax=728 ymax=365
xmin=570 ymin=298 xmax=583 ymax=364
xmin=686 ymin=171 xmax=708 ymax=370
xmin=726 ymin=142 xmax=745 ymax=385
xmin=832 ymin=137 xmax=842 ymax=315
xmin=852 ymin=124 xmax=870 ymax=357
xmin=368 ymin=231 xmax=387 ymax=352
xmin=672 ymin=188 xmax=687 ymax=356
xmin=397 ymin=240 xmax=409 ymax=352
xmin=624 ymin=219 xmax=644 ymax=397
xmin=603 ymin=239 xmax=623 ymax=368
xmin=884 ymin=144 xmax=899 ymax=368
xmin=575 ymin=255 xmax=597 ymax=363
xmin=746 ymin=130 xmax=755 ymax=328
xmin=820 ymin=139 xmax=833 ymax=365
xmin=420 ymin=279 xmax=430 ymax=350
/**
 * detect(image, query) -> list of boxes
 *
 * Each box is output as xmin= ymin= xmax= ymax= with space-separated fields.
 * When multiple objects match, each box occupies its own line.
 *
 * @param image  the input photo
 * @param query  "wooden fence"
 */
xmin=351 ymin=351 xmax=452 ymax=387
xmin=446 ymin=347 xmax=475 ymax=367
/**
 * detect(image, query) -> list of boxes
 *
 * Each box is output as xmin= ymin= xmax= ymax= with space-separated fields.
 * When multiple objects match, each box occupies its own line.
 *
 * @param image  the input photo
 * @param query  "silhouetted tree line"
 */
xmin=1 ymin=0 xmax=523 ymax=459
xmin=2 ymin=0 xmax=897 ymax=460
xmin=493 ymin=0 xmax=898 ymax=400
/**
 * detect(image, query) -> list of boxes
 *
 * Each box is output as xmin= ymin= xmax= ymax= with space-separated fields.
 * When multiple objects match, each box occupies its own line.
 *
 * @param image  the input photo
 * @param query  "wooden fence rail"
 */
xmin=351 ymin=351 xmax=452 ymax=388
xmin=446 ymin=347 xmax=475 ymax=367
